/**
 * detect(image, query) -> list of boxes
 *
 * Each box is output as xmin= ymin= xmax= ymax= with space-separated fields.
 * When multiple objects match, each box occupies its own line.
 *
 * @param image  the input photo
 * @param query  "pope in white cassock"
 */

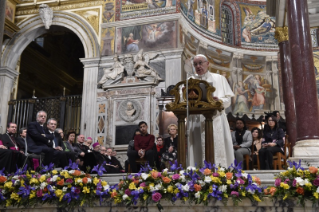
xmin=187 ymin=54 xmax=235 ymax=168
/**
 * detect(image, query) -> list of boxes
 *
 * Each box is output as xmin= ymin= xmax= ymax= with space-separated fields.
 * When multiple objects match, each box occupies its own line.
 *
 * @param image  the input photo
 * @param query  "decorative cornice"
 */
xmin=0 ymin=67 xmax=19 ymax=79
xmin=274 ymin=27 xmax=289 ymax=43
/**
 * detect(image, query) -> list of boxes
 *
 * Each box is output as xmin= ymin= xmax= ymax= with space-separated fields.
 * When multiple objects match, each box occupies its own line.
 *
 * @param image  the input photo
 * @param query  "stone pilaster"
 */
xmin=0 ymin=67 xmax=19 ymax=133
xmin=0 ymin=0 xmax=6 ymax=66
xmin=162 ymin=48 xmax=183 ymax=88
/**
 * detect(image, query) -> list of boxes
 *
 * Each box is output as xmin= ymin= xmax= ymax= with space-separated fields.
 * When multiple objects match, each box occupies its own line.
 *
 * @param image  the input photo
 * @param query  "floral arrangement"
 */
xmin=0 ymin=161 xmax=113 ymax=210
xmin=111 ymin=161 xmax=263 ymax=210
xmin=264 ymin=160 xmax=319 ymax=206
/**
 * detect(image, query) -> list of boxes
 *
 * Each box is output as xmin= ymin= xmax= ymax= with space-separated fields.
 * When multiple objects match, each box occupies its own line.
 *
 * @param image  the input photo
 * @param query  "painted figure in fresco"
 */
xmin=233 ymin=81 xmax=250 ymax=115
xmin=187 ymin=0 xmax=194 ymax=16
xmin=145 ymin=23 xmax=166 ymax=42
xmin=124 ymin=33 xmax=139 ymax=53
xmin=251 ymin=17 xmax=274 ymax=36
xmin=98 ymin=55 xmax=124 ymax=85
xmin=242 ymin=26 xmax=252 ymax=42
xmin=243 ymin=74 xmax=266 ymax=112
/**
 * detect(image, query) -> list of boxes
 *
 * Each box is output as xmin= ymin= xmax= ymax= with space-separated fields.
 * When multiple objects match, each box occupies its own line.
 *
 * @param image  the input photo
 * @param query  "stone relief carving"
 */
xmin=39 ymin=4 xmax=54 ymax=30
xmin=133 ymin=49 xmax=162 ymax=82
xmin=98 ymin=55 xmax=124 ymax=86
xmin=123 ymin=54 xmax=135 ymax=83
xmin=118 ymin=99 xmax=141 ymax=122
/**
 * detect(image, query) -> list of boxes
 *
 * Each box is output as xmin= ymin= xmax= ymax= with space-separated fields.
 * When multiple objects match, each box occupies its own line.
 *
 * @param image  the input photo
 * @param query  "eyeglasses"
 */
xmin=193 ymin=61 xmax=207 ymax=67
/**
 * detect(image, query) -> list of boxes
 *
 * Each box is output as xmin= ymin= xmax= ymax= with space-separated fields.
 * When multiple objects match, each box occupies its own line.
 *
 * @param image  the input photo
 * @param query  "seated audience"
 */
xmin=63 ymin=131 xmax=80 ymax=164
xmin=16 ymin=127 xmax=27 ymax=154
xmin=27 ymin=110 xmax=68 ymax=167
xmin=100 ymin=147 xmax=124 ymax=173
xmin=125 ymin=129 xmax=141 ymax=172
xmin=155 ymin=136 xmax=165 ymax=171
xmin=55 ymin=128 xmax=64 ymax=140
xmin=85 ymin=137 xmax=93 ymax=149
xmin=75 ymin=134 xmax=91 ymax=164
xmin=231 ymin=118 xmax=252 ymax=167
xmin=274 ymin=111 xmax=287 ymax=132
xmin=0 ymin=123 xmax=28 ymax=169
xmin=112 ymin=149 xmax=117 ymax=157
xmin=251 ymin=127 xmax=262 ymax=163
xmin=0 ymin=145 xmax=15 ymax=173
xmin=162 ymin=124 xmax=178 ymax=163
xmin=127 ymin=121 xmax=155 ymax=173
xmin=45 ymin=118 xmax=75 ymax=163
xmin=259 ymin=115 xmax=285 ymax=170
xmin=92 ymin=142 xmax=100 ymax=151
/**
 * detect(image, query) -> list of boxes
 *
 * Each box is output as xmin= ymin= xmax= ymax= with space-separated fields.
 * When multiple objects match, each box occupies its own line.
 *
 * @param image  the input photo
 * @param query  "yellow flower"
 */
xmin=68 ymin=184 xmax=72 ymax=188
xmin=314 ymin=192 xmax=319 ymax=199
xmin=253 ymin=194 xmax=261 ymax=202
xmin=6 ymin=200 xmax=11 ymax=207
xmin=203 ymin=194 xmax=208 ymax=201
xmin=30 ymin=170 xmax=35 ymax=174
xmin=283 ymin=194 xmax=288 ymax=200
xmin=57 ymin=177 xmax=61 ymax=181
xmin=224 ymin=193 xmax=228 ymax=198
xmin=39 ymin=175 xmax=46 ymax=183
xmin=280 ymin=182 xmax=290 ymax=190
xmin=167 ymin=186 xmax=173 ymax=193
xmin=143 ymin=194 xmax=148 ymax=200
xmin=20 ymin=179 xmax=25 ymax=187
xmin=129 ymin=182 xmax=137 ymax=190
xmin=174 ymin=188 xmax=179 ymax=194
xmin=59 ymin=194 xmax=64 ymax=202
xmin=80 ymin=200 xmax=85 ymax=206
xmin=30 ymin=178 xmax=39 ymax=184
xmin=183 ymin=197 xmax=188 ymax=201
xmin=101 ymin=181 xmax=107 ymax=186
xmin=10 ymin=193 xmax=19 ymax=201
xmin=4 ymin=181 xmax=12 ymax=189
xmin=305 ymin=182 xmax=312 ymax=188
xmin=241 ymin=192 xmax=246 ymax=197
xmin=55 ymin=189 xmax=63 ymax=197
xmin=29 ymin=191 xmax=36 ymax=199
xmin=226 ymin=180 xmax=232 ymax=185
xmin=218 ymin=171 xmax=225 ymax=178
xmin=82 ymin=186 xmax=90 ymax=194
xmin=114 ymin=197 xmax=122 ymax=204
xmin=93 ymin=177 xmax=99 ymax=185
xmin=210 ymin=176 xmax=221 ymax=184
xmin=52 ymin=170 xmax=58 ymax=175
xmin=18 ymin=197 xmax=22 ymax=203
xmin=209 ymin=186 xmax=213 ymax=193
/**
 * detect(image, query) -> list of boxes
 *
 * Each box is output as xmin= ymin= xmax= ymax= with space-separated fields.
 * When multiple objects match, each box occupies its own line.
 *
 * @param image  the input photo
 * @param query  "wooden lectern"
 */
xmin=165 ymin=78 xmax=224 ymax=168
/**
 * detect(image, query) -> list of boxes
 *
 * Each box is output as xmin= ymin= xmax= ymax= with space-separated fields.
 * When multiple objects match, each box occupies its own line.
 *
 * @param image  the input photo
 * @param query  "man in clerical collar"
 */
xmin=127 ymin=121 xmax=155 ymax=173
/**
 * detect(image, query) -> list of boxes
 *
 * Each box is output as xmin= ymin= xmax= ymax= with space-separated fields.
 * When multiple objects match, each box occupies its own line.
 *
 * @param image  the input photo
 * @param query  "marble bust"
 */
xmin=125 ymin=101 xmax=136 ymax=117
xmin=119 ymin=99 xmax=141 ymax=122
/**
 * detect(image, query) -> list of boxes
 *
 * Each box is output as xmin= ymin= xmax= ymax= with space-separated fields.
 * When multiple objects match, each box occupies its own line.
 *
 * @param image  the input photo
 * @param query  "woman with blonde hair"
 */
xmin=162 ymin=124 xmax=178 ymax=164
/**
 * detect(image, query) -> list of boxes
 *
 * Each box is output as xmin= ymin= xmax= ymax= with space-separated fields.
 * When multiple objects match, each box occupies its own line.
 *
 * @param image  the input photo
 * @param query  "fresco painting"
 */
xmin=101 ymin=28 xmax=115 ymax=56
xmin=121 ymin=0 xmax=176 ymax=13
xmin=5 ymin=0 xmax=15 ymax=23
xmin=238 ymin=3 xmax=276 ymax=44
xmin=313 ymin=51 xmax=319 ymax=96
xmin=116 ymin=21 xmax=177 ymax=54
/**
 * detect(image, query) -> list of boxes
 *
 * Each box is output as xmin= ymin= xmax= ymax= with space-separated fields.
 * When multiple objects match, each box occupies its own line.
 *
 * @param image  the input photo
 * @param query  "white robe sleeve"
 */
xmin=218 ymin=75 xmax=234 ymax=108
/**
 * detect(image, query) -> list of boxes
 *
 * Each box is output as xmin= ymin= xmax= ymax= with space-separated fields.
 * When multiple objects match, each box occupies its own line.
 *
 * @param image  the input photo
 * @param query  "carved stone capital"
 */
xmin=274 ymin=26 xmax=289 ymax=43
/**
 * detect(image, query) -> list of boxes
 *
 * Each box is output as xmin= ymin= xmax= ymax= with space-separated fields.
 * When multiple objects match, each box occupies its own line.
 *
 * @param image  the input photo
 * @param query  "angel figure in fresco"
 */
xmin=242 ymin=26 xmax=252 ymax=42
xmin=243 ymin=74 xmax=266 ymax=112
xmin=232 ymin=81 xmax=250 ymax=115
xmin=242 ymin=7 xmax=255 ymax=24
xmin=145 ymin=23 xmax=166 ymax=42
xmin=133 ymin=49 xmax=162 ymax=81
xmin=124 ymin=33 xmax=139 ymax=53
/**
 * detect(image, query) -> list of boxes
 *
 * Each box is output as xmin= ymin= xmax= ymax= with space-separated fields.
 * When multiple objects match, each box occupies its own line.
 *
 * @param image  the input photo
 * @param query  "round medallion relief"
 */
xmin=118 ymin=99 xmax=141 ymax=122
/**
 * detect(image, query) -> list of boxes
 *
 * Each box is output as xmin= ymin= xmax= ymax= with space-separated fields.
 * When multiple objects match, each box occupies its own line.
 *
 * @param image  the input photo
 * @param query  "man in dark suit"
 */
xmin=16 ymin=127 xmax=27 ymax=154
xmin=45 ymin=118 xmax=75 ymax=163
xmin=27 ymin=110 xmax=67 ymax=167
xmin=0 ymin=122 xmax=27 ymax=169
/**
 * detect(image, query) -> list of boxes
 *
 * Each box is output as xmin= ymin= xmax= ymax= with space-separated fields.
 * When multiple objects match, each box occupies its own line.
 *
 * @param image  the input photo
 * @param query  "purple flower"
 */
xmin=140 ymin=182 xmax=146 ymax=187
xmin=125 ymin=189 xmax=131 ymax=196
xmin=74 ymin=188 xmax=81 ymax=194
xmin=152 ymin=192 xmax=162 ymax=202
xmin=231 ymin=191 xmax=239 ymax=197
xmin=284 ymin=179 xmax=290 ymax=184
xmin=157 ymin=172 xmax=162 ymax=178
xmin=65 ymin=179 xmax=73 ymax=184
xmin=236 ymin=178 xmax=245 ymax=185
xmin=292 ymin=179 xmax=297 ymax=187
xmin=172 ymin=174 xmax=180 ymax=180
xmin=36 ymin=189 xmax=43 ymax=197
xmin=274 ymin=178 xmax=281 ymax=187
xmin=313 ymin=178 xmax=319 ymax=186
xmin=213 ymin=173 xmax=219 ymax=177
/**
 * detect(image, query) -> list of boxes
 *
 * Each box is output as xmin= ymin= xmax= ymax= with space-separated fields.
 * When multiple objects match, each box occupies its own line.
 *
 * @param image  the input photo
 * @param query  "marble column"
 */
xmin=287 ymin=0 xmax=319 ymax=165
xmin=275 ymin=26 xmax=297 ymax=148
xmin=80 ymin=58 xmax=99 ymax=139
xmin=0 ymin=67 xmax=19 ymax=133
xmin=162 ymin=49 xmax=183 ymax=88
xmin=0 ymin=0 xmax=6 ymax=66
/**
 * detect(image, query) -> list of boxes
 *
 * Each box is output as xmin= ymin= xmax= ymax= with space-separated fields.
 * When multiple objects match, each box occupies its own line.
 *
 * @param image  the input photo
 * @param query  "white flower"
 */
xmin=162 ymin=168 xmax=168 ymax=173
xmin=51 ymin=175 xmax=58 ymax=182
xmin=122 ymin=194 xmax=129 ymax=200
xmin=76 ymin=178 xmax=83 ymax=184
xmin=62 ymin=187 xmax=68 ymax=192
xmin=149 ymin=185 xmax=157 ymax=192
xmin=218 ymin=185 xmax=227 ymax=193
xmin=241 ymin=173 xmax=248 ymax=179
xmin=187 ymin=166 xmax=196 ymax=171
xmin=141 ymin=173 xmax=149 ymax=180
xmin=182 ymin=184 xmax=190 ymax=192
xmin=219 ymin=168 xmax=225 ymax=172
xmin=198 ymin=180 xmax=205 ymax=186
xmin=68 ymin=170 xmax=75 ymax=174
xmin=2 ymin=190 xmax=6 ymax=194
xmin=40 ymin=182 xmax=47 ymax=190
xmin=12 ymin=175 xmax=19 ymax=180
xmin=288 ymin=167 xmax=293 ymax=171
xmin=103 ymin=185 xmax=110 ymax=191
xmin=87 ymin=178 xmax=92 ymax=184
xmin=316 ymin=187 xmax=319 ymax=193
xmin=247 ymin=188 xmax=255 ymax=194
xmin=179 ymin=170 xmax=185 ymax=175
xmin=14 ymin=180 xmax=20 ymax=186
xmin=180 ymin=175 xmax=186 ymax=182
xmin=304 ymin=179 xmax=310 ymax=184
xmin=295 ymin=177 xmax=305 ymax=186
xmin=155 ymin=183 xmax=162 ymax=190
xmin=204 ymin=176 xmax=212 ymax=183
xmin=195 ymin=191 xmax=201 ymax=198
